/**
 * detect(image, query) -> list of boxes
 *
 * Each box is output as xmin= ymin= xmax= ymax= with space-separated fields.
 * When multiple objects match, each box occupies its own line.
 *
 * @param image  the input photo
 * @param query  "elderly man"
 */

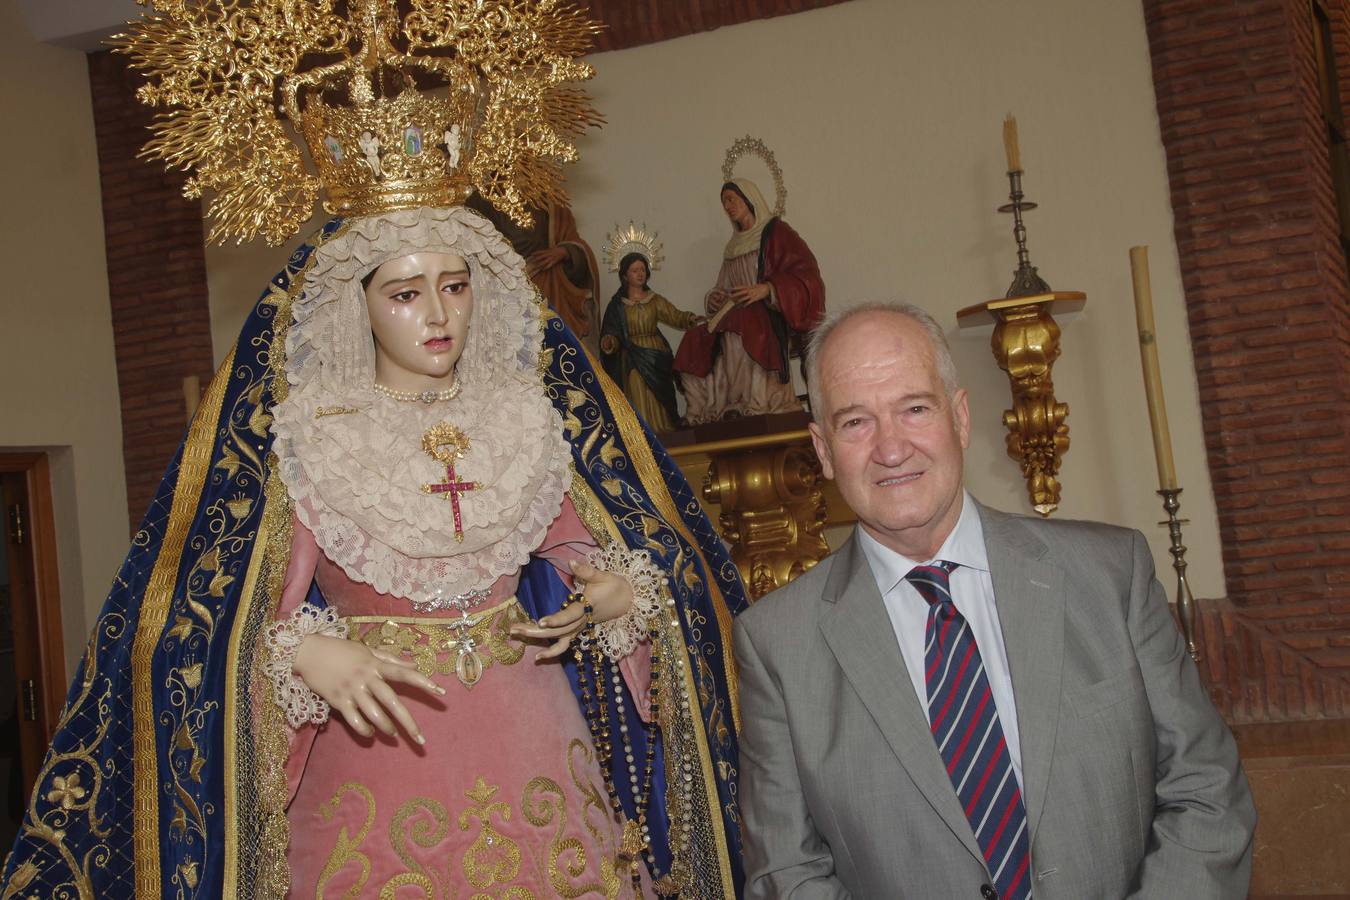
xmin=733 ymin=302 xmax=1255 ymax=899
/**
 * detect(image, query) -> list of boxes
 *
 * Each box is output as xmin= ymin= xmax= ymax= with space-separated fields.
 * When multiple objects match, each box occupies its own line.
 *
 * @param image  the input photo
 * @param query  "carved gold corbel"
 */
xmin=958 ymin=291 xmax=1084 ymax=516
xmin=666 ymin=428 xmax=830 ymax=600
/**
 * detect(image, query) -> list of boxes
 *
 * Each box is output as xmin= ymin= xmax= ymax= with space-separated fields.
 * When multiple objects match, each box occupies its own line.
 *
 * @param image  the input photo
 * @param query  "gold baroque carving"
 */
xmin=701 ymin=441 xmax=829 ymax=601
xmin=957 ymin=291 xmax=1084 ymax=516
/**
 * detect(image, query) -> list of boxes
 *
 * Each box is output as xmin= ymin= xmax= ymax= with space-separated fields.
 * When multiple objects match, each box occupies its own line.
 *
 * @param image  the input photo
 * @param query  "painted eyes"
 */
xmin=389 ymin=279 xmax=469 ymax=303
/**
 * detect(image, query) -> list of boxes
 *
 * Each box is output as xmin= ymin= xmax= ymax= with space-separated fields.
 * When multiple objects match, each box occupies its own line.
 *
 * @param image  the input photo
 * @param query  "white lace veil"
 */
xmin=271 ymin=206 xmax=573 ymax=605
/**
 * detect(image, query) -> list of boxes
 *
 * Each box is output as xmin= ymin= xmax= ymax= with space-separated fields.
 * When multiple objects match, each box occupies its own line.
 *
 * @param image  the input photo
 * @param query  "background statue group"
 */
xmin=600 ymin=177 xmax=827 ymax=431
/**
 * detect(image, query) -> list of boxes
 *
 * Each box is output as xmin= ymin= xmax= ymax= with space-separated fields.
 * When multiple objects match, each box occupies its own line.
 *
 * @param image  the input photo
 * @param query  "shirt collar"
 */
xmin=858 ymin=490 xmax=989 ymax=598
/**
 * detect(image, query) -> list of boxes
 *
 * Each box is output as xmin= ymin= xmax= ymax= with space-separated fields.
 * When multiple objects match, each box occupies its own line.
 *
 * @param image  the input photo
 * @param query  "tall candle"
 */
xmin=1128 ymin=246 xmax=1179 ymax=491
xmin=1003 ymin=114 xmax=1021 ymax=172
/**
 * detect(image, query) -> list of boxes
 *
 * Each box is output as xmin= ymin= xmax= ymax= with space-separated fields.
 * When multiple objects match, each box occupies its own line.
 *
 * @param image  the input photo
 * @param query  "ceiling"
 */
xmin=16 ymin=0 xmax=142 ymax=50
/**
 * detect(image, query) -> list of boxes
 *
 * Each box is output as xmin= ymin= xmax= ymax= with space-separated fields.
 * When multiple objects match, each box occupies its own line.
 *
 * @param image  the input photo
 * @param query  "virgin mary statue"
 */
xmin=0 ymin=4 xmax=749 ymax=898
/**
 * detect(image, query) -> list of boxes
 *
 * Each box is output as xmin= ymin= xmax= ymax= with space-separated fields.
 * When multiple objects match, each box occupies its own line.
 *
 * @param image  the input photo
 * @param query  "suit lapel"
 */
xmin=819 ymin=532 xmax=986 ymax=864
xmin=977 ymin=503 xmax=1065 ymax=843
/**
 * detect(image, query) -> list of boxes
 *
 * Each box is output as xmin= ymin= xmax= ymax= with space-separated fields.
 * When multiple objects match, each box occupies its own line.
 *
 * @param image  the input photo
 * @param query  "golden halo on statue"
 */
xmin=603 ymin=221 xmax=665 ymax=273
xmin=721 ymin=135 xmax=787 ymax=218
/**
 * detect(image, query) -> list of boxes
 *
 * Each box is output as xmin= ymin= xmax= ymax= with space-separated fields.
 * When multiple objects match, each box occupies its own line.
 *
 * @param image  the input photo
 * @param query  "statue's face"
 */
xmin=624 ymin=258 xmax=648 ymax=291
xmin=721 ymin=188 xmax=754 ymax=231
xmin=363 ymin=251 xmax=473 ymax=390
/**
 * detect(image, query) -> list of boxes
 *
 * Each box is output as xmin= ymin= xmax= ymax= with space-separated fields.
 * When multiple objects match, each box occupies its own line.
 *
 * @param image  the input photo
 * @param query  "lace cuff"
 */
xmin=588 ymin=544 xmax=663 ymax=661
xmin=264 ymin=603 xmax=349 ymax=728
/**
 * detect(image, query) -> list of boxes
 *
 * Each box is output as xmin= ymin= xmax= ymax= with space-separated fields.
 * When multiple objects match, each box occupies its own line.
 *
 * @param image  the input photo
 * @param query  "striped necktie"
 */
xmin=906 ymin=561 xmax=1032 ymax=900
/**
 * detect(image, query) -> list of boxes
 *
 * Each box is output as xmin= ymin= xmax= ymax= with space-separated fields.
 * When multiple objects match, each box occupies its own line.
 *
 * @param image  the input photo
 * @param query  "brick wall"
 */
xmin=1144 ymin=0 xmax=1350 ymax=711
xmin=86 ymin=51 xmax=214 ymax=533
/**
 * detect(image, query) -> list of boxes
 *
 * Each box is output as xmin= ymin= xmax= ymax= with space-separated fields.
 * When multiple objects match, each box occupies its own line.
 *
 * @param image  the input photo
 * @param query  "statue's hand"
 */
xmin=730 ymin=282 xmax=771 ymax=305
xmin=707 ymin=290 xmax=729 ymax=313
xmin=293 ymin=634 xmax=444 ymax=745
xmin=510 ymin=559 xmax=634 ymax=660
xmin=526 ymin=246 xmax=568 ymax=276
xmin=600 ymin=334 xmax=619 ymax=354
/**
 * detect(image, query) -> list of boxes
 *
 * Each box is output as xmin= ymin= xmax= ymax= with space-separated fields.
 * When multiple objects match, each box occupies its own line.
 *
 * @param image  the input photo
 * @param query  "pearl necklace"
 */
xmin=373 ymin=378 xmax=461 ymax=404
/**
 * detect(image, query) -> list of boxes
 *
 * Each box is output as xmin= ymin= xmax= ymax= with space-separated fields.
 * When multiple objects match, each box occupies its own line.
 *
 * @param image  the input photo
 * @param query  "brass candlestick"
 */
xmin=1001 ymin=170 xmax=1051 ymax=298
xmin=1157 ymin=487 xmax=1201 ymax=662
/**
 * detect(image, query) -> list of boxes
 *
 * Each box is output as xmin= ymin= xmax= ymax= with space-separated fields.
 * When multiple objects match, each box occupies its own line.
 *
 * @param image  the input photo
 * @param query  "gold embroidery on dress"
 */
xmin=316 ymin=782 xmax=377 ymax=898
xmin=563 ymin=739 xmax=628 ymax=898
xmin=521 ymin=772 xmax=609 ymax=900
xmin=460 ymin=778 xmax=524 ymax=890
xmin=384 ymin=797 xmax=448 ymax=897
xmin=344 ymin=600 xmax=527 ymax=685
xmin=305 ymin=758 xmax=638 ymax=899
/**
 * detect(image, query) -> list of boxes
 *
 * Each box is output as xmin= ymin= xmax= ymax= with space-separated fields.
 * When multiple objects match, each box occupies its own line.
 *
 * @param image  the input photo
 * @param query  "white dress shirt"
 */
xmin=856 ymin=492 xmax=1024 ymax=787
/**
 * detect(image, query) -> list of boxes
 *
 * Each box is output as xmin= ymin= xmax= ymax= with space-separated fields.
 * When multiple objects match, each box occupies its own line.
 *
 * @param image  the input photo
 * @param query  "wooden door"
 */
xmin=0 ymin=454 xmax=67 ymax=803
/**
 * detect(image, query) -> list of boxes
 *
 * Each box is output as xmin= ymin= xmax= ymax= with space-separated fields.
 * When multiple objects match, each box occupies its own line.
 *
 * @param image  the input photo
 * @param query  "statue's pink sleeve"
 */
xmin=536 ymin=496 xmax=654 ymax=722
xmin=278 ymin=515 xmax=322 ymax=803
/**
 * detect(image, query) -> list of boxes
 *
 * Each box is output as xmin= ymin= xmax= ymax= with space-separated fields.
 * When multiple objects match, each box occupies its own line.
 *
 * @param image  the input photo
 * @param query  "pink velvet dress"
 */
xmin=278 ymin=497 xmax=653 ymax=898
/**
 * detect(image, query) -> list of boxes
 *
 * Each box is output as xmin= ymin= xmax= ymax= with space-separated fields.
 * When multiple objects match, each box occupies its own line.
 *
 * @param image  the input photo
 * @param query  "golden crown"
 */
xmin=116 ymin=0 xmax=601 ymax=245
xmin=603 ymin=222 xmax=664 ymax=272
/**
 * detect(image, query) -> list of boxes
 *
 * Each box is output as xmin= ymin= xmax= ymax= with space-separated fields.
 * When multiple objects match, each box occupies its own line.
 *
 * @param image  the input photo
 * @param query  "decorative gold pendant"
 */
xmin=421 ymin=423 xmax=477 ymax=542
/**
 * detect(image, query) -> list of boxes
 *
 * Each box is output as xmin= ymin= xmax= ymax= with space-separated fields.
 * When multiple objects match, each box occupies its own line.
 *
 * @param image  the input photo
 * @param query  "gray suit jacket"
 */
xmin=734 ymin=502 xmax=1255 ymax=899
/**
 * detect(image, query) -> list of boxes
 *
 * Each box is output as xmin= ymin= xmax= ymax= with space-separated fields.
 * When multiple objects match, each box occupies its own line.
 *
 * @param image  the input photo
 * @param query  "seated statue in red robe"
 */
xmin=673 ymin=178 xmax=826 ymax=422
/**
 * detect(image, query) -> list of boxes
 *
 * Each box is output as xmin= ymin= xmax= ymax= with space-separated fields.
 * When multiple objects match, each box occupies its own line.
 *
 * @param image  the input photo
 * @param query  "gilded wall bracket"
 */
xmin=958 ymin=291 xmax=1085 ymax=516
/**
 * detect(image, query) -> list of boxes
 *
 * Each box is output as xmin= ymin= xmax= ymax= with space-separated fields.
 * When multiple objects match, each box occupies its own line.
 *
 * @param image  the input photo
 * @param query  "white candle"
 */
xmin=1129 ymin=246 xmax=1179 ymax=491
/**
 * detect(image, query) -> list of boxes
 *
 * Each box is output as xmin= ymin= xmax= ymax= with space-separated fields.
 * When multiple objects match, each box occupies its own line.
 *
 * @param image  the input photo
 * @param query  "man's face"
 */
xmin=363 ymin=252 xmax=473 ymax=388
xmin=808 ymin=311 xmax=970 ymax=560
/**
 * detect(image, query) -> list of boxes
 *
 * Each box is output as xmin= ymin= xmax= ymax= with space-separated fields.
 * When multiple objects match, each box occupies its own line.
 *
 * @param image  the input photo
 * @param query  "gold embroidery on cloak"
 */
xmin=132 ymin=345 xmax=235 ymax=898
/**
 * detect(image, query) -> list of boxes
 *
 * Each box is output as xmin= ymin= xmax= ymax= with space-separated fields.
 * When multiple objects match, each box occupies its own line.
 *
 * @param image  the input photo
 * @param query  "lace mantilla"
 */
xmin=272 ymin=207 xmax=573 ymax=605
xmin=590 ymin=544 xmax=663 ymax=661
xmin=264 ymin=603 xmax=349 ymax=729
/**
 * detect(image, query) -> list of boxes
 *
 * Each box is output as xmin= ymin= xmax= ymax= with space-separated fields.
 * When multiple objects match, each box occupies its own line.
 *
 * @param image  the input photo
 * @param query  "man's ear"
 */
xmin=809 ymin=422 xmax=835 ymax=480
xmin=952 ymin=388 xmax=971 ymax=450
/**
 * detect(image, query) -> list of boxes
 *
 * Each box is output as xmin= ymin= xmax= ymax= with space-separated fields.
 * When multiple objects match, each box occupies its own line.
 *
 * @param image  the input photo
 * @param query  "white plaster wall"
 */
xmin=0 ymin=0 xmax=127 ymax=672
xmin=206 ymin=0 xmax=1226 ymax=598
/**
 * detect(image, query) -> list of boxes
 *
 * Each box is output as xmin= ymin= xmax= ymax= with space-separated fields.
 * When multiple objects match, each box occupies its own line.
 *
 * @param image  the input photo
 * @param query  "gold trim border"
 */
xmin=221 ymin=483 xmax=273 ymax=895
xmin=584 ymin=363 xmax=738 ymax=897
xmin=132 ymin=346 xmax=236 ymax=897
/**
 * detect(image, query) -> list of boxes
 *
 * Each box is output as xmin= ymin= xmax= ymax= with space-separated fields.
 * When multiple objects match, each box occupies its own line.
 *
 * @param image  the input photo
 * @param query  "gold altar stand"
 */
xmin=662 ymin=412 xmax=852 ymax=600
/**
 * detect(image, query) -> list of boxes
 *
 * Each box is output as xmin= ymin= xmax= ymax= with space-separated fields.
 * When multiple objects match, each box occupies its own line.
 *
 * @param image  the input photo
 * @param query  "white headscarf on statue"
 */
xmin=722 ymin=177 xmax=773 ymax=261
xmin=271 ymin=206 xmax=572 ymax=607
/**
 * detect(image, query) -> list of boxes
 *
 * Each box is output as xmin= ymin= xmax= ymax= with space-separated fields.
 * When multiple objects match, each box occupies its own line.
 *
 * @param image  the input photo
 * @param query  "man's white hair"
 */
xmin=805 ymin=301 xmax=961 ymax=424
